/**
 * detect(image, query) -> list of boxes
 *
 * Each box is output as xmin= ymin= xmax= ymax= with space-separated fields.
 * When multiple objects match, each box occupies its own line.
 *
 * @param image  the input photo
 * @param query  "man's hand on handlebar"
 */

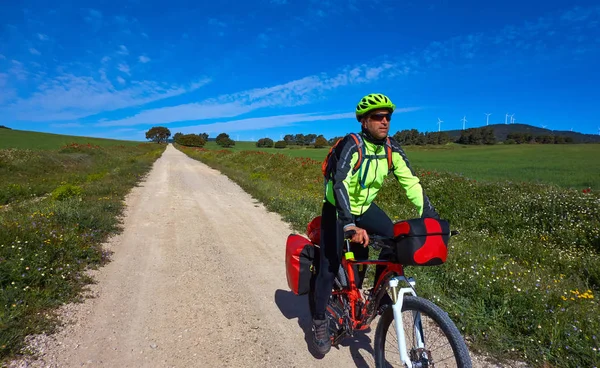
xmin=344 ymin=226 xmax=369 ymax=247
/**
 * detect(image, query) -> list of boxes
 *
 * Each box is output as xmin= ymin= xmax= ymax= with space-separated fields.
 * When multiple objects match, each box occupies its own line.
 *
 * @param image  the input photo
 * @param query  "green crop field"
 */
xmin=204 ymin=141 xmax=600 ymax=189
xmin=0 ymin=129 xmax=141 ymax=150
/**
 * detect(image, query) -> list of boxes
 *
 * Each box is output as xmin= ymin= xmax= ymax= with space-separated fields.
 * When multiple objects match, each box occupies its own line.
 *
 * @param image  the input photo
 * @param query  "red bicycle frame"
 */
xmin=329 ymin=245 xmax=404 ymax=331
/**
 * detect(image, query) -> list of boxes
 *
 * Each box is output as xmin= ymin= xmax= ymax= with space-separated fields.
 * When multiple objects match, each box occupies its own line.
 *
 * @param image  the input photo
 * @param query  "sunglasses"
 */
xmin=369 ymin=113 xmax=392 ymax=122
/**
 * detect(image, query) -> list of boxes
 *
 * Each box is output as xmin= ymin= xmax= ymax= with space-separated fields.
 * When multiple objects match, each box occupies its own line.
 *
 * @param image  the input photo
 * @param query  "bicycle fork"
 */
xmin=388 ymin=276 xmax=423 ymax=368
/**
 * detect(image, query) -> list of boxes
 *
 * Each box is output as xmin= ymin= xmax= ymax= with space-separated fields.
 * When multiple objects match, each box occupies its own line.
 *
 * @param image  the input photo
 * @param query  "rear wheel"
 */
xmin=374 ymin=296 xmax=471 ymax=368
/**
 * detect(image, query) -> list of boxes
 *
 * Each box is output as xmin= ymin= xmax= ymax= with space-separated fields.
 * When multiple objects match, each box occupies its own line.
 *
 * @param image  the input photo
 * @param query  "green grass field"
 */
xmin=205 ymin=141 xmax=600 ymax=189
xmin=0 ymin=129 xmax=141 ymax=150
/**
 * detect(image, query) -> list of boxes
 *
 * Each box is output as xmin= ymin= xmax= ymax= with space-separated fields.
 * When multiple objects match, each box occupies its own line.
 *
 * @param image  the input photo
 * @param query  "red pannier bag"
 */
xmin=392 ymin=218 xmax=450 ymax=266
xmin=285 ymin=234 xmax=315 ymax=295
xmin=285 ymin=216 xmax=322 ymax=295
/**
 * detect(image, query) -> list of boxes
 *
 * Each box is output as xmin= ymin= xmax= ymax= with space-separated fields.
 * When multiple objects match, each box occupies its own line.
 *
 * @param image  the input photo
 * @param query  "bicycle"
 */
xmin=308 ymin=222 xmax=472 ymax=368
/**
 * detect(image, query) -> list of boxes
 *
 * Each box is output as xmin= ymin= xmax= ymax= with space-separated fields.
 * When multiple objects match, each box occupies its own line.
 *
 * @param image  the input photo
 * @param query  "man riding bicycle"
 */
xmin=312 ymin=93 xmax=440 ymax=355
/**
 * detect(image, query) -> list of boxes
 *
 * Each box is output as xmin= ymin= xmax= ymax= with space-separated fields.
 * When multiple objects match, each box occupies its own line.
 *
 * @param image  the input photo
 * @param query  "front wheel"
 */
xmin=374 ymin=296 xmax=471 ymax=368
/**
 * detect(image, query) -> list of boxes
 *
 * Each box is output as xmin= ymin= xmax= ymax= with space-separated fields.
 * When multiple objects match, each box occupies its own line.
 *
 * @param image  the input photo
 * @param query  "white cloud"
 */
xmin=114 ymin=15 xmax=128 ymax=24
xmin=37 ymin=33 xmax=48 ymax=41
xmin=84 ymin=8 xmax=103 ymax=24
xmin=95 ymin=62 xmax=406 ymax=128
xmin=0 ymin=54 xmax=6 ymax=60
xmin=0 ymin=73 xmax=17 ymax=104
xmin=138 ymin=55 xmax=150 ymax=63
xmin=101 ymin=56 xmax=111 ymax=63
xmin=117 ymin=76 xmax=126 ymax=84
xmin=29 ymin=48 xmax=41 ymax=55
xmin=117 ymin=45 xmax=129 ymax=55
xmin=88 ymin=9 xmax=102 ymax=19
xmin=174 ymin=112 xmax=355 ymax=134
xmin=117 ymin=63 xmax=130 ymax=75
xmin=50 ymin=123 xmax=84 ymax=128
xmin=96 ymin=101 xmax=254 ymax=127
xmin=141 ymin=32 xmax=148 ymax=38
xmin=1 ymin=75 xmax=212 ymax=122
xmin=9 ymin=60 xmax=28 ymax=80
xmin=208 ymin=18 xmax=227 ymax=27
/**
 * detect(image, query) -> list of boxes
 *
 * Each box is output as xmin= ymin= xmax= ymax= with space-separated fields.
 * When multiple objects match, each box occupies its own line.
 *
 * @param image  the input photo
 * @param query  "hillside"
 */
xmin=444 ymin=123 xmax=600 ymax=143
xmin=0 ymin=128 xmax=141 ymax=149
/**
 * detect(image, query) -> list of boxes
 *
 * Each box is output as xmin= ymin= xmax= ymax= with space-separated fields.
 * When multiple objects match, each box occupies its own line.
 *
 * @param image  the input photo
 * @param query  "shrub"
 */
xmin=314 ymin=136 xmax=328 ymax=148
xmin=274 ymin=140 xmax=287 ymax=149
xmin=51 ymin=184 xmax=82 ymax=201
xmin=256 ymin=138 xmax=274 ymax=148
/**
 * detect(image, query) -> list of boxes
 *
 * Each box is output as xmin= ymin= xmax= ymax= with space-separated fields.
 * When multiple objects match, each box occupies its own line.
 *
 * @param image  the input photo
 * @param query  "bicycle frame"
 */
xmin=334 ymin=239 xmax=426 ymax=367
xmin=332 ymin=240 xmax=403 ymax=330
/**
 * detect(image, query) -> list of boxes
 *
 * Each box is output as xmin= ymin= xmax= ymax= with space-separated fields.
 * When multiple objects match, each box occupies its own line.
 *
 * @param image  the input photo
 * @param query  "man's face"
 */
xmin=361 ymin=108 xmax=392 ymax=140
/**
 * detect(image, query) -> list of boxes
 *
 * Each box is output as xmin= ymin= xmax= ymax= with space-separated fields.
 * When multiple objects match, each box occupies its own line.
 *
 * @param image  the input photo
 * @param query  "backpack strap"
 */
xmin=385 ymin=137 xmax=394 ymax=173
xmin=348 ymin=133 xmax=364 ymax=173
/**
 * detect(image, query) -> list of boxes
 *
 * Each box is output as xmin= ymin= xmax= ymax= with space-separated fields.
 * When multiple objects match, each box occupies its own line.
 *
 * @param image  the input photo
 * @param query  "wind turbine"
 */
xmin=597 ymin=127 xmax=600 ymax=136
xmin=437 ymin=118 xmax=443 ymax=132
xmin=510 ymin=114 xmax=515 ymax=124
xmin=505 ymin=113 xmax=509 ymax=125
xmin=541 ymin=124 xmax=547 ymax=129
xmin=485 ymin=113 xmax=491 ymax=126
xmin=461 ymin=116 xmax=467 ymax=130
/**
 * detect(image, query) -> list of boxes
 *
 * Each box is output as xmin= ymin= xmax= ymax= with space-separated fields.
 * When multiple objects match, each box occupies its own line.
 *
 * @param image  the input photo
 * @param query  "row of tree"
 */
xmin=283 ymin=134 xmax=331 ymax=146
xmin=145 ymin=127 xmax=236 ymax=148
xmin=146 ymin=126 xmax=577 ymax=148
xmin=393 ymin=130 xmax=454 ymax=145
xmin=506 ymin=132 xmax=574 ymax=144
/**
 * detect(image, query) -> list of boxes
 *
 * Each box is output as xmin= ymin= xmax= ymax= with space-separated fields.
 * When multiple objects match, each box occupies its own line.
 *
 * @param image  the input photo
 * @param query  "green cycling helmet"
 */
xmin=355 ymin=93 xmax=396 ymax=121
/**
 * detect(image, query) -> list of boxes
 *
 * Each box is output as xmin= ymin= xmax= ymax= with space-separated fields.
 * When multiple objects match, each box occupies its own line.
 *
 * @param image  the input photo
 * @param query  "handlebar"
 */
xmin=343 ymin=229 xmax=460 ymax=251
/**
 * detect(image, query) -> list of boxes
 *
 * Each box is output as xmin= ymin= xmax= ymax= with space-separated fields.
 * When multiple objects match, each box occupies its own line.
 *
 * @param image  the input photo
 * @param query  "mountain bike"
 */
xmin=309 ymin=222 xmax=472 ymax=368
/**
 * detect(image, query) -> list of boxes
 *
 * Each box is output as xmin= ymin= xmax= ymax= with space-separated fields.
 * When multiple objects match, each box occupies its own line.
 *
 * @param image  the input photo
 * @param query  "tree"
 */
xmin=294 ymin=134 xmax=306 ymax=146
xmin=274 ymin=140 xmax=287 ymax=149
xmin=283 ymin=134 xmax=295 ymax=144
xmin=256 ymin=138 xmax=274 ymax=148
xmin=199 ymin=133 xmax=209 ymax=140
xmin=328 ymin=136 xmax=343 ymax=145
xmin=173 ymin=132 xmax=183 ymax=143
xmin=216 ymin=133 xmax=235 ymax=148
xmin=314 ymin=135 xmax=328 ymax=148
xmin=146 ymin=126 xmax=171 ymax=143
xmin=177 ymin=134 xmax=206 ymax=147
xmin=305 ymin=134 xmax=317 ymax=145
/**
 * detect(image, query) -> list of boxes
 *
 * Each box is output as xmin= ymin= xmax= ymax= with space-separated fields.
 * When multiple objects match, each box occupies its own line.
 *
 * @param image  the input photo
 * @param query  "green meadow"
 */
xmin=204 ymin=140 xmax=600 ymax=189
xmin=0 ymin=132 xmax=165 ymax=361
xmin=0 ymin=129 xmax=140 ymax=150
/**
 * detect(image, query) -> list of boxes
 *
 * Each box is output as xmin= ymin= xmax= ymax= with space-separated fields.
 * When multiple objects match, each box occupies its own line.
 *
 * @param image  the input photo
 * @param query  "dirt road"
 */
xmin=10 ymin=144 xmax=376 ymax=368
xmin=10 ymin=144 xmax=508 ymax=368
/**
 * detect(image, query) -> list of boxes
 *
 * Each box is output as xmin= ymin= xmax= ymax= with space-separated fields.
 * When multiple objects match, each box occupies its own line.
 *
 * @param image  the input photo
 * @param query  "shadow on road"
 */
xmin=274 ymin=289 xmax=376 ymax=368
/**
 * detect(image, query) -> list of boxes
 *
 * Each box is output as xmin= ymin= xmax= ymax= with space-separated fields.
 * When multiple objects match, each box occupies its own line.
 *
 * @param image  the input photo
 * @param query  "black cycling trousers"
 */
xmin=313 ymin=200 xmax=394 ymax=320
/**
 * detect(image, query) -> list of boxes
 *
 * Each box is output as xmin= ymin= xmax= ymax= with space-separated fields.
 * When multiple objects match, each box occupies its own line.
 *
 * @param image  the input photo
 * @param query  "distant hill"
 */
xmin=443 ymin=124 xmax=600 ymax=143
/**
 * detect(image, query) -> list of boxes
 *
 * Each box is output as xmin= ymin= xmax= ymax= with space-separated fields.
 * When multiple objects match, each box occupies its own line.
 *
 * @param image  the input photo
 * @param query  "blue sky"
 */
xmin=1 ymin=0 xmax=599 ymax=142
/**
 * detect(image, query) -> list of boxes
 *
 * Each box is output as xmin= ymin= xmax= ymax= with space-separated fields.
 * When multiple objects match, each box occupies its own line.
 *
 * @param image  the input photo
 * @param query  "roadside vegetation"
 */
xmin=176 ymin=144 xmax=599 ymax=367
xmin=0 ymin=139 xmax=165 ymax=361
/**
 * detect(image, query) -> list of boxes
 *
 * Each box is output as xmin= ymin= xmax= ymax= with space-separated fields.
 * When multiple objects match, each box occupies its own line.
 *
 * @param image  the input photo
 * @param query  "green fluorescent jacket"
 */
xmin=324 ymin=133 xmax=437 ymax=228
